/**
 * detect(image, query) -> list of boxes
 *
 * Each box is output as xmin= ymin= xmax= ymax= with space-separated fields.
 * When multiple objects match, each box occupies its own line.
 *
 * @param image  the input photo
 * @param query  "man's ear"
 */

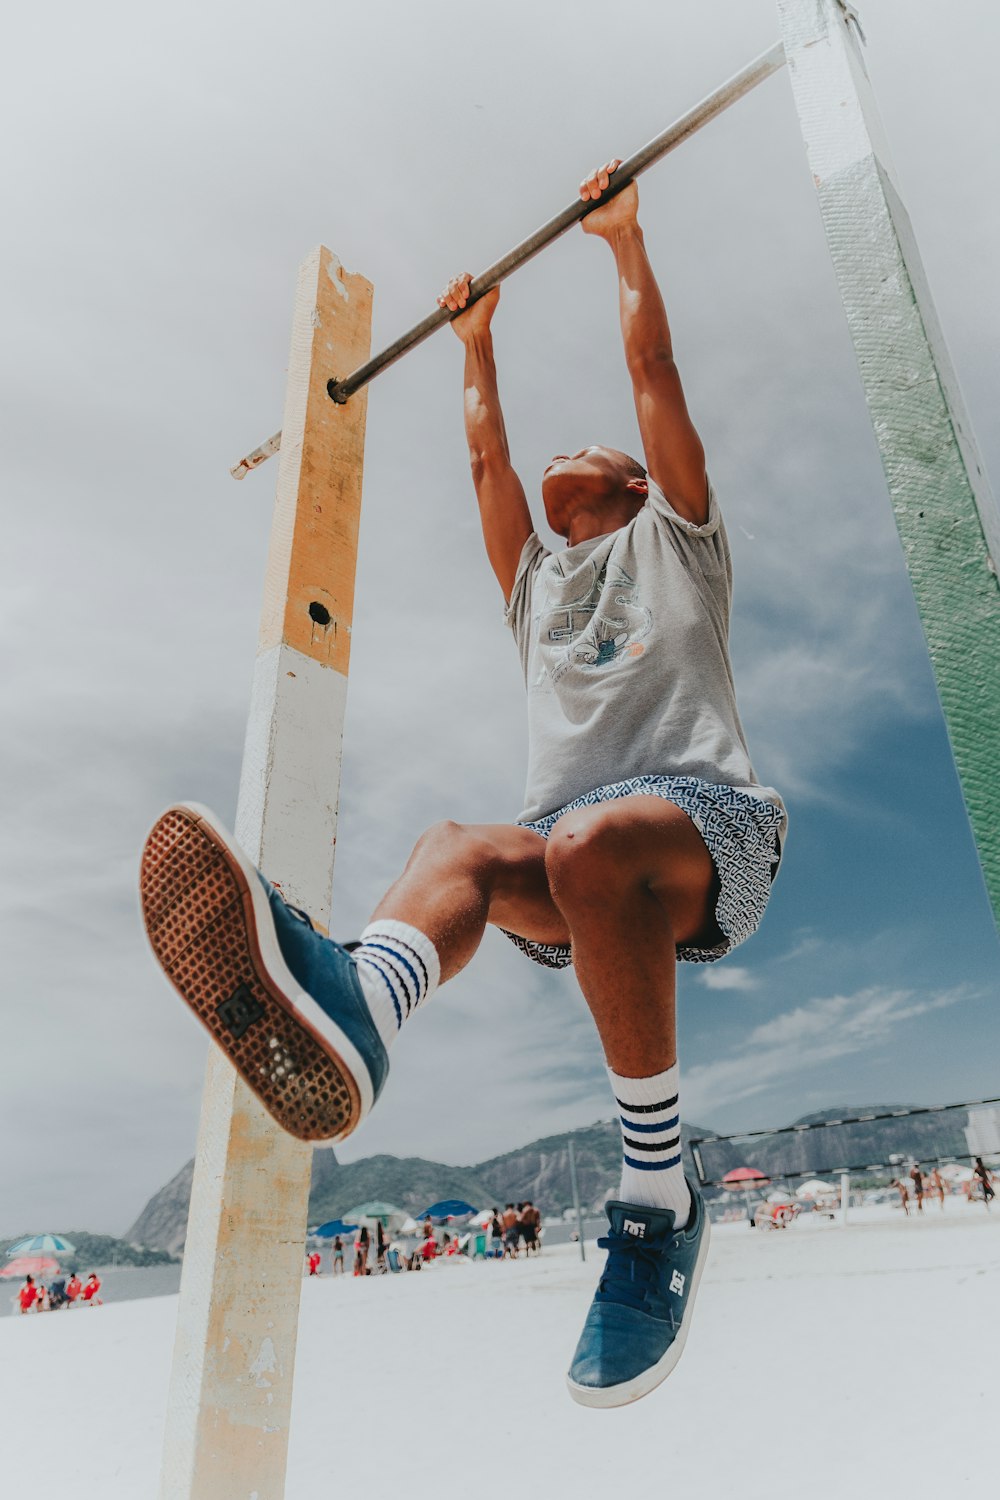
xmin=625 ymin=477 xmax=649 ymax=498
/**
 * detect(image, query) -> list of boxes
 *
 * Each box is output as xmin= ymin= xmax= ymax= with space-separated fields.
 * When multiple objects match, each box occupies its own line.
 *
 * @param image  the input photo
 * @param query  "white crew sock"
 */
xmin=609 ymin=1062 xmax=692 ymax=1226
xmin=351 ymin=919 xmax=441 ymax=1052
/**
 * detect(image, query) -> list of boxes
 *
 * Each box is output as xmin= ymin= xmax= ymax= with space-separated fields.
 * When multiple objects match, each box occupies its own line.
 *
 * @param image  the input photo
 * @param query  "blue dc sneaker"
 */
xmin=140 ymin=803 xmax=388 ymax=1142
xmin=567 ymin=1183 xmax=711 ymax=1407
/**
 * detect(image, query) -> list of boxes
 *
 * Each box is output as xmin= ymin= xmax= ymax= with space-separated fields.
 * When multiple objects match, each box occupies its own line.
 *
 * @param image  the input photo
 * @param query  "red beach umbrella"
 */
xmin=0 ymin=1255 xmax=60 ymax=1278
xmin=722 ymin=1167 xmax=770 ymax=1187
xmin=722 ymin=1167 xmax=770 ymax=1219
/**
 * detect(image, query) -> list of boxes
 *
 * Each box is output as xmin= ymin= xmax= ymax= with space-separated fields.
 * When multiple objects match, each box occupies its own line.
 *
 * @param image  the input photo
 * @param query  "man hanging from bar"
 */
xmin=141 ymin=162 xmax=786 ymax=1408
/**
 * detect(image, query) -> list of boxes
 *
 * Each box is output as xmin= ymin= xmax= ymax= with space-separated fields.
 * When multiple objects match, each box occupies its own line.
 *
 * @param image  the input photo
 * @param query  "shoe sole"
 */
xmin=565 ymin=1211 xmax=713 ymax=1409
xmin=140 ymin=802 xmax=375 ymax=1142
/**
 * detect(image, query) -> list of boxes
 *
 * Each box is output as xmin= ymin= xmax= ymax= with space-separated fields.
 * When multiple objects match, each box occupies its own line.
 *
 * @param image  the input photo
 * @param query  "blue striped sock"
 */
xmin=352 ymin=920 xmax=440 ymax=1052
xmin=609 ymin=1063 xmax=691 ymax=1224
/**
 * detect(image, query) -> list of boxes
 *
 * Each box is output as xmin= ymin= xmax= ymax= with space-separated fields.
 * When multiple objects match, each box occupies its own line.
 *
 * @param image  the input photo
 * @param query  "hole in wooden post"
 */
xmin=309 ymin=602 xmax=331 ymax=626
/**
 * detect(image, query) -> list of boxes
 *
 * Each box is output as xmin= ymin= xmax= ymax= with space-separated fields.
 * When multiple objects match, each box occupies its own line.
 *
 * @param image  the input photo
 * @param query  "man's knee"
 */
xmin=412 ymin=820 xmax=486 ymax=869
xmin=410 ymin=820 xmax=508 ymax=878
xmin=544 ymin=806 xmax=635 ymax=902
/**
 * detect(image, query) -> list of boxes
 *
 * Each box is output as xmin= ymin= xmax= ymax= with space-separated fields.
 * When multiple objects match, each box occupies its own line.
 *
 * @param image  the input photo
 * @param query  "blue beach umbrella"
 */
xmin=417 ymin=1200 xmax=479 ymax=1223
xmin=7 ymin=1233 xmax=76 ymax=1257
xmin=311 ymin=1220 xmax=358 ymax=1239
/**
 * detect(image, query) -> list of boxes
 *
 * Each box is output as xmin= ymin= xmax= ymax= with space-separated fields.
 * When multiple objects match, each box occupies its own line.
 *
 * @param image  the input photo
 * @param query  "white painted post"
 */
xmin=776 ymin=0 xmax=1000 ymax=929
xmin=840 ymin=1172 xmax=850 ymax=1228
xmin=159 ymin=247 xmax=373 ymax=1500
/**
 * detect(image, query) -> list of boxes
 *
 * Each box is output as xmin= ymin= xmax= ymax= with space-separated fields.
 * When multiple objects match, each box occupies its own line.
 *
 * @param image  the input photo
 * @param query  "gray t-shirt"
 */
xmin=504 ymin=478 xmax=786 ymax=828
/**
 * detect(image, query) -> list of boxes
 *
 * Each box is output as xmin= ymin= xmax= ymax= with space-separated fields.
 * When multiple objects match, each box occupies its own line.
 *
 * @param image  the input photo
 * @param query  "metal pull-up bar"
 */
xmin=231 ymin=40 xmax=786 ymax=479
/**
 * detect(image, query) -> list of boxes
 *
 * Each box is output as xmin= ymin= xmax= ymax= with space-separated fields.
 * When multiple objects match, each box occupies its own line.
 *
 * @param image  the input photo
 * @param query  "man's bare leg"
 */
xmin=366 ymin=821 xmax=569 ymax=981
xmin=543 ymin=796 xmax=719 ymax=1075
xmin=362 ymin=795 xmax=716 ymax=1221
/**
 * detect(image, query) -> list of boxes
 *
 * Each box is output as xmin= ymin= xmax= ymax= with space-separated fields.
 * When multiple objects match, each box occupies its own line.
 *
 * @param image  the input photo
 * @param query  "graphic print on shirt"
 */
xmin=536 ymin=557 xmax=651 ymax=683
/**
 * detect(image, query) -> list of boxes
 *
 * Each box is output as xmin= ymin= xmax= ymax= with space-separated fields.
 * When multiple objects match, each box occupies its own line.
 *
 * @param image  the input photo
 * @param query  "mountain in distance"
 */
xmin=126 ymin=1118 xmax=709 ymax=1256
xmin=126 ymin=1158 xmax=196 ymax=1259
xmin=692 ymin=1104 xmax=970 ymax=1182
xmin=125 ymin=1104 xmax=973 ymax=1257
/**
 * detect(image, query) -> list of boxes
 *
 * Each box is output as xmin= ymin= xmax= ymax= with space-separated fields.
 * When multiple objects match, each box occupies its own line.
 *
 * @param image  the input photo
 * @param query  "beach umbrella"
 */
xmin=795 ymin=1179 xmax=838 ymax=1199
xmin=417 ymin=1200 xmax=479 ymax=1222
xmin=6 ymin=1233 xmax=76 ymax=1257
xmin=722 ymin=1167 xmax=769 ymax=1218
xmin=469 ymin=1209 xmax=494 ymax=1228
xmin=311 ymin=1220 xmax=358 ymax=1239
xmin=1 ymin=1255 xmax=60 ymax=1278
xmin=343 ymin=1201 xmax=403 ymax=1227
xmin=721 ymin=1168 xmax=769 ymax=1187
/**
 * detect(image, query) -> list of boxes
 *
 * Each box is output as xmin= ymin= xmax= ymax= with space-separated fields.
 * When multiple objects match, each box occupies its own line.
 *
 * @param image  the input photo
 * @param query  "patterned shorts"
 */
xmin=501 ymin=774 xmax=785 ymax=968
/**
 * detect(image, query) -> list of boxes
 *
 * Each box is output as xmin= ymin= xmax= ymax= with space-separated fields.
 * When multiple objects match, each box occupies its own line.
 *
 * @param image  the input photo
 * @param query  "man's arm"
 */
xmin=581 ymin=163 xmax=708 ymax=525
xmin=439 ymin=274 xmax=533 ymax=600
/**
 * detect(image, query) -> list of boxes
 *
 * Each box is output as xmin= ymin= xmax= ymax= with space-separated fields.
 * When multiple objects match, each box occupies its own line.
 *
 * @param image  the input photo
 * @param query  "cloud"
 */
xmin=698 ymin=965 xmax=759 ymax=992
xmin=4 ymin=0 xmax=1000 ymax=1235
xmin=684 ymin=984 xmax=973 ymax=1121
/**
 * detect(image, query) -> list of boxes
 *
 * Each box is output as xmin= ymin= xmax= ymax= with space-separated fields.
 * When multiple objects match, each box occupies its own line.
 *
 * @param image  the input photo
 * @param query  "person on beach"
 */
xmin=18 ymin=1275 xmax=37 ymax=1314
xmin=307 ymin=1251 xmax=321 ymax=1276
xmin=81 ymin=1273 xmax=102 ymax=1306
xmin=972 ymin=1157 xmax=995 ymax=1204
xmin=909 ymin=1163 xmax=925 ymax=1213
xmin=929 ymin=1167 xmax=946 ymax=1210
xmin=490 ymin=1209 xmax=504 ymax=1259
xmin=141 ymin=161 xmax=785 ymax=1407
xmin=522 ymin=1202 xmax=541 ymax=1255
xmin=891 ymin=1179 xmax=910 ymax=1216
xmin=331 ymin=1235 xmax=345 ymax=1275
xmin=354 ymin=1226 xmax=370 ymax=1277
xmin=502 ymin=1205 xmax=519 ymax=1259
xmin=65 ymin=1272 xmax=82 ymax=1306
xmin=419 ymin=1228 xmax=438 ymax=1264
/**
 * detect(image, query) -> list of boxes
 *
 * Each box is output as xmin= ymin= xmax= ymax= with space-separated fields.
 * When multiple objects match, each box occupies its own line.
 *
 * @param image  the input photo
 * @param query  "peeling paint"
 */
xmin=325 ymin=253 xmax=350 ymax=303
xmin=249 ymin=1336 xmax=278 ymax=1388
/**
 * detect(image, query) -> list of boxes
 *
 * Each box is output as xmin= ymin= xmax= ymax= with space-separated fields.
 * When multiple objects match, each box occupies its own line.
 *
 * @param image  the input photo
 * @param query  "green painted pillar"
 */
xmin=777 ymin=0 xmax=1000 ymax=930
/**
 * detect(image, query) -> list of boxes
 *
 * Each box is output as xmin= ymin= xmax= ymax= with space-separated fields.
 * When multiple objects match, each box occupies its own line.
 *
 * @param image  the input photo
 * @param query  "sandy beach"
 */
xmin=1 ymin=1201 xmax=996 ymax=1498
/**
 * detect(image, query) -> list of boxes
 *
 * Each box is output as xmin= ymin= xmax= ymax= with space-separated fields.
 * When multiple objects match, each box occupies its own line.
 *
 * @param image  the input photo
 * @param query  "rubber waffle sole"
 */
xmin=139 ymin=806 xmax=360 ymax=1142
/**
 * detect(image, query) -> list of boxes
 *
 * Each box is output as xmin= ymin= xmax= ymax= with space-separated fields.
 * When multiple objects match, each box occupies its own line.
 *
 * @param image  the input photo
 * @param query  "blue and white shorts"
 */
xmin=501 ymin=774 xmax=785 ymax=969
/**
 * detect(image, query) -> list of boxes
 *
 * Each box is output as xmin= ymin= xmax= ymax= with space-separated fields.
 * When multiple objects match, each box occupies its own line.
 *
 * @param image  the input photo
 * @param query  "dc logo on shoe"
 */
xmin=669 ymin=1269 xmax=686 ymax=1295
xmin=623 ymin=1219 xmax=647 ymax=1238
xmin=216 ymin=983 xmax=265 ymax=1039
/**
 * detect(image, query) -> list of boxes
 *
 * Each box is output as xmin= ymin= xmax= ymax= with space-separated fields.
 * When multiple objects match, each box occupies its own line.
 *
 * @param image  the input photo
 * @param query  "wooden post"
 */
xmin=776 ymin=0 xmax=1000 ymax=929
xmin=159 ymin=246 xmax=373 ymax=1500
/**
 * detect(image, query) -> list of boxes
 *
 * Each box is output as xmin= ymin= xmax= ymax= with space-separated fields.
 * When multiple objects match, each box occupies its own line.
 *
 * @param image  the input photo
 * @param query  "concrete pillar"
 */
xmin=160 ymin=247 xmax=373 ymax=1500
xmin=778 ymin=0 xmax=1000 ymax=928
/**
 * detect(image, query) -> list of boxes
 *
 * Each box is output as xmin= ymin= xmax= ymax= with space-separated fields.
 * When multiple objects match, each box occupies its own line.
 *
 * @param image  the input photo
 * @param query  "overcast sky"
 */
xmin=3 ymin=0 xmax=1000 ymax=1236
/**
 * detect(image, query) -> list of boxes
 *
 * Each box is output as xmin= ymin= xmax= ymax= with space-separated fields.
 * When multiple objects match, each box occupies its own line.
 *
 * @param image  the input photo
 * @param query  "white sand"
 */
xmin=2 ymin=1203 xmax=997 ymax=1498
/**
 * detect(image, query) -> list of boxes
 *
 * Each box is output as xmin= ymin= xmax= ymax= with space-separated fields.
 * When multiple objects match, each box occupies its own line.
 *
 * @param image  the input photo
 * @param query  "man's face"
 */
xmin=541 ymin=445 xmax=647 ymax=537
